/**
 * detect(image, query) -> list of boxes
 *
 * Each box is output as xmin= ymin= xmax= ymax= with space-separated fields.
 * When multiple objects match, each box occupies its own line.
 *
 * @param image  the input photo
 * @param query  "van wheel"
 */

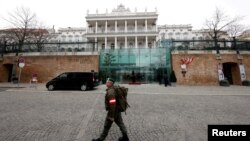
xmin=80 ymin=84 xmax=87 ymax=91
xmin=48 ymin=85 xmax=54 ymax=91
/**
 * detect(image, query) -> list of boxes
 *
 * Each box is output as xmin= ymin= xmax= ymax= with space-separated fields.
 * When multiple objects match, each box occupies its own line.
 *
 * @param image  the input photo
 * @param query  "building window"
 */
xmin=102 ymin=43 xmax=105 ymax=49
xmin=68 ymin=35 xmax=73 ymax=42
xmin=161 ymin=33 xmax=165 ymax=40
xmin=120 ymin=43 xmax=123 ymax=49
xmin=82 ymin=38 xmax=86 ymax=42
xmin=148 ymin=42 xmax=152 ymax=48
xmin=129 ymin=42 xmax=133 ymax=48
xmin=168 ymin=33 xmax=173 ymax=39
xmin=111 ymin=43 xmax=115 ymax=49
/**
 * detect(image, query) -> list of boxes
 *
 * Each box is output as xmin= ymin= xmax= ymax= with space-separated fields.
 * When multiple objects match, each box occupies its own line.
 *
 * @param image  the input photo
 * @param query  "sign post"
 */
xmin=18 ymin=57 xmax=25 ymax=87
xmin=239 ymin=64 xmax=246 ymax=81
xmin=218 ymin=63 xmax=224 ymax=81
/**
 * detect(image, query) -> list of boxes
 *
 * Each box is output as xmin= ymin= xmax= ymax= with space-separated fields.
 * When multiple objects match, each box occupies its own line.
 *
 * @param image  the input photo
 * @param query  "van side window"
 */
xmin=59 ymin=73 xmax=67 ymax=78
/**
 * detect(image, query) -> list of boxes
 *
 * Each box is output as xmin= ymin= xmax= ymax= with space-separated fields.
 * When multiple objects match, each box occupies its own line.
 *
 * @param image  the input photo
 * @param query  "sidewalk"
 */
xmin=0 ymin=83 xmax=45 ymax=88
xmin=1 ymin=82 xmax=249 ymax=95
xmin=0 ymin=82 xmax=46 ymax=90
xmin=0 ymin=82 xmax=250 ymax=141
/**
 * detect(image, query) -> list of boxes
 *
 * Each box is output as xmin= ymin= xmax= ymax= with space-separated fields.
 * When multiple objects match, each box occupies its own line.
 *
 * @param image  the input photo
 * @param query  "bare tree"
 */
xmin=3 ymin=7 xmax=37 ymax=54
xmin=204 ymin=7 xmax=242 ymax=52
xmin=30 ymin=23 xmax=50 ymax=51
xmin=227 ymin=23 xmax=245 ymax=39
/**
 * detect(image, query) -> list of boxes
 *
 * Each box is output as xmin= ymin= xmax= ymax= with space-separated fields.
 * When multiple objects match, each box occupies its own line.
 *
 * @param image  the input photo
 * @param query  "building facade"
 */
xmin=47 ymin=27 xmax=87 ymax=43
xmin=158 ymin=24 xmax=193 ymax=40
xmin=1 ymin=4 xmax=250 ymax=85
xmin=45 ymin=27 xmax=90 ymax=52
xmin=85 ymin=4 xmax=158 ymax=50
xmin=239 ymin=29 xmax=250 ymax=40
xmin=57 ymin=27 xmax=86 ymax=42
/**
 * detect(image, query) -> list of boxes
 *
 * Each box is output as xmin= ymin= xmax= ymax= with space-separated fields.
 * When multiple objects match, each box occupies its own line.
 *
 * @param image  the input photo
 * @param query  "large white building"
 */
xmin=48 ymin=27 xmax=86 ymax=43
xmin=45 ymin=4 xmax=246 ymax=50
xmin=46 ymin=27 xmax=88 ymax=52
xmin=239 ymin=29 xmax=250 ymax=40
xmin=158 ymin=24 xmax=193 ymax=40
xmin=85 ymin=4 xmax=158 ymax=49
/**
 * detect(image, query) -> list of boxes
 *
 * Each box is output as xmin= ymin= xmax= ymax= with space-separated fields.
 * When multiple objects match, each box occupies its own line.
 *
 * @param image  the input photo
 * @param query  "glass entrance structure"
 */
xmin=99 ymin=48 xmax=171 ymax=84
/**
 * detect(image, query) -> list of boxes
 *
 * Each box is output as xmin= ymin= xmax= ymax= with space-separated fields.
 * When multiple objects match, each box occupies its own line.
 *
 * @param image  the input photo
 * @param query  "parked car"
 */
xmin=46 ymin=72 xmax=99 ymax=91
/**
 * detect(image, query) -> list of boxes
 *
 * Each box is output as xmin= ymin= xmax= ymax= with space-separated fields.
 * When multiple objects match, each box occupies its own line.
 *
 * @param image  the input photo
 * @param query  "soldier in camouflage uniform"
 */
xmin=92 ymin=78 xmax=129 ymax=141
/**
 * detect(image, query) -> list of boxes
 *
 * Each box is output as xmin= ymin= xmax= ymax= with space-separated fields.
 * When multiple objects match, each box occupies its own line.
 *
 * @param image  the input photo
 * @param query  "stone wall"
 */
xmin=1 ymin=51 xmax=250 ymax=85
xmin=0 ymin=53 xmax=99 ymax=83
xmin=172 ymin=51 xmax=250 ymax=85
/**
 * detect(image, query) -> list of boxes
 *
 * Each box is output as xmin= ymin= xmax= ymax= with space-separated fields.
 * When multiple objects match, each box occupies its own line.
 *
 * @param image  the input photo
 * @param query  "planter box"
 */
xmin=219 ymin=80 xmax=230 ymax=86
xmin=12 ymin=77 xmax=18 ymax=84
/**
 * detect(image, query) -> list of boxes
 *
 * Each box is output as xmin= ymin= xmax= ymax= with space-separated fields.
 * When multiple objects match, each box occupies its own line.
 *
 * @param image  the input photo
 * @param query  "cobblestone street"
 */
xmin=0 ymin=84 xmax=250 ymax=141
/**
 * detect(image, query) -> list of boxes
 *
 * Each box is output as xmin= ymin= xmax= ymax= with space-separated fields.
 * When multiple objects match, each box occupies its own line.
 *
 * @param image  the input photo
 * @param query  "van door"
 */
xmin=66 ymin=73 xmax=76 ymax=89
xmin=74 ymin=73 xmax=84 ymax=89
xmin=56 ymin=73 xmax=68 ymax=89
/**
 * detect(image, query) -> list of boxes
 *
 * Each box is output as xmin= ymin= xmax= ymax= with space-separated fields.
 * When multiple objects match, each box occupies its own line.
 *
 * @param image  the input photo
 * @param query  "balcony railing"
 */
xmin=87 ymin=30 xmax=157 ymax=34
xmin=87 ymin=26 xmax=156 ymax=34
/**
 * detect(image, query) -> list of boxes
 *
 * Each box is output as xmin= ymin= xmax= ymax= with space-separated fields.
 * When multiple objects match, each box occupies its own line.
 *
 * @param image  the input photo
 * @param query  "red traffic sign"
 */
xmin=19 ymin=58 xmax=25 ymax=63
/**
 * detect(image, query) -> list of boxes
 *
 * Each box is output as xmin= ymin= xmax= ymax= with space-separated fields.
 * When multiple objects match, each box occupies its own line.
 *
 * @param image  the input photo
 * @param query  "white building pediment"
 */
xmin=111 ymin=4 xmax=131 ymax=15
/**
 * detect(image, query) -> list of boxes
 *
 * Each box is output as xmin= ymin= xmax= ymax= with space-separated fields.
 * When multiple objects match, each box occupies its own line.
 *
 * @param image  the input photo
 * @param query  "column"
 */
xmin=105 ymin=37 xmax=107 ymax=49
xmin=86 ymin=22 xmax=88 ymax=33
xmin=145 ymin=19 xmax=147 ymax=32
xmin=95 ymin=37 xmax=97 ymax=49
xmin=155 ymin=19 xmax=158 ymax=32
xmin=145 ymin=36 xmax=148 ymax=48
xmin=135 ymin=36 xmax=138 ymax=48
xmin=115 ymin=37 xmax=118 ymax=49
xmin=125 ymin=36 xmax=127 ymax=48
xmin=125 ymin=20 xmax=127 ymax=33
xmin=135 ymin=20 xmax=137 ymax=32
xmin=115 ymin=20 xmax=117 ymax=33
xmin=105 ymin=20 xmax=107 ymax=33
xmin=95 ymin=21 xmax=98 ymax=33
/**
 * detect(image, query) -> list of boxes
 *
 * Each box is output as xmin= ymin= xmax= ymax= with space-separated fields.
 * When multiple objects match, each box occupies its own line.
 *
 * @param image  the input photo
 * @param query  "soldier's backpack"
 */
xmin=114 ymin=85 xmax=130 ymax=113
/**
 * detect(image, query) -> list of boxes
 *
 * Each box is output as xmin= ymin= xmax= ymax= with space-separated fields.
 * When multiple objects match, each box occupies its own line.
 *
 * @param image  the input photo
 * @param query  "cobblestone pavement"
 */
xmin=0 ymin=83 xmax=250 ymax=141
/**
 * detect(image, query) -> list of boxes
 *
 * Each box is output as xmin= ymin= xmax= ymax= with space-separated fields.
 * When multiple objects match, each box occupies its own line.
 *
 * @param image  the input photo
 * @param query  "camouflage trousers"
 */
xmin=99 ymin=112 xmax=128 ymax=140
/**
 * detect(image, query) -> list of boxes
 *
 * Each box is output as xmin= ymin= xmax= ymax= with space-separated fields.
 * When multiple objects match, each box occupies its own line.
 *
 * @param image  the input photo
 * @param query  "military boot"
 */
xmin=118 ymin=134 xmax=129 ymax=141
xmin=92 ymin=138 xmax=103 ymax=141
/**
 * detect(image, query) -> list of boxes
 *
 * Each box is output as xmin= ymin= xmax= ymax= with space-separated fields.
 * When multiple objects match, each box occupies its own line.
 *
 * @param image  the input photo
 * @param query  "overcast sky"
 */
xmin=0 ymin=0 xmax=249 ymax=30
